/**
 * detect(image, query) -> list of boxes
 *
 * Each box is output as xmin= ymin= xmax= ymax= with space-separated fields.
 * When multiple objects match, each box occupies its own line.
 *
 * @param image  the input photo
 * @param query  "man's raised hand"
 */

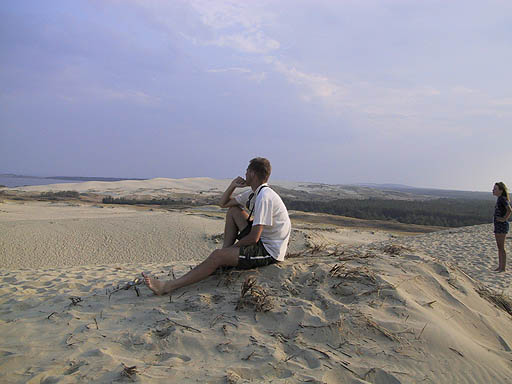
xmin=231 ymin=176 xmax=247 ymax=188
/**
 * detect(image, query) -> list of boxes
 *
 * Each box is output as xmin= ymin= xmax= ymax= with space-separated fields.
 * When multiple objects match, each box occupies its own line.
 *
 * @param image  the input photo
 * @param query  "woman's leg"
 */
xmin=495 ymin=233 xmax=507 ymax=272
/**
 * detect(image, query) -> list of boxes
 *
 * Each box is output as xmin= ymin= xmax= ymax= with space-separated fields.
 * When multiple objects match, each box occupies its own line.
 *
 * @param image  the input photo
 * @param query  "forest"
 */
xmin=101 ymin=195 xmax=496 ymax=228
xmin=282 ymin=197 xmax=495 ymax=227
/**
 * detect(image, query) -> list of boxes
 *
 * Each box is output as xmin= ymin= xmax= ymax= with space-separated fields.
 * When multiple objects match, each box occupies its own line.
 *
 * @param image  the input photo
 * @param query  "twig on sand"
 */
xmin=66 ymin=334 xmax=77 ymax=346
xmin=94 ymin=317 xmax=99 ymax=330
xmin=176 ymin=291 xmax=187 ymax=300
xmin=164 ymin=318 xmax=202 ymax=333
xmin=241 ymin=350 xmax=255 ymax=361
xmin=284 ymin=351 xmax=301 ymax=362
xmin=363 ymin=315 xmax=400 ymax=342
xmin=449 ymin=347 xmax=464 ymax=357
xmin=108 ymin=278 xmax=143 ymax=300
xmin=121 ymin=363 xmax=138 ymax=379
xmin=210 ymin=314 xmax=223 ymax=328
xmin=68 ymin=297 xmax=82 ymax=307
xmin=327 ymin=343 xmax=353 ymax=358
xmin=338 ymin=361 xmax=361 ymax=378
xmin=308 ymin=346 xmax=330 ymax=359
xmin=417 ymin=322 xmax=429 ymax=340
xmin=47 ymin=312 xmax=57 ymax=319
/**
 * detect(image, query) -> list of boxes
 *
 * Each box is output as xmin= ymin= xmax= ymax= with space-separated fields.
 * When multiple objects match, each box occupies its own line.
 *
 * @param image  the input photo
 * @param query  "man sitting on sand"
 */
xmin=143 ymin=157 xmax=291 ymax=295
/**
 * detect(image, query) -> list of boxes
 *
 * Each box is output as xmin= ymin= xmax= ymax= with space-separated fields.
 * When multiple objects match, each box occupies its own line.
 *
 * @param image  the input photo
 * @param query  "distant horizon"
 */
xmin=0 ymin=172 xmax=493 ymax=193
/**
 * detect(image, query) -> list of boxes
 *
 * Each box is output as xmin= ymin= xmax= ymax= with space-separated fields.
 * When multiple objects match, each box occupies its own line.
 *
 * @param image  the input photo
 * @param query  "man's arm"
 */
xmin=232 ymin=225 xmax=264 ymax=247
xmin=219 ymin=177 xmax=246 ymax=208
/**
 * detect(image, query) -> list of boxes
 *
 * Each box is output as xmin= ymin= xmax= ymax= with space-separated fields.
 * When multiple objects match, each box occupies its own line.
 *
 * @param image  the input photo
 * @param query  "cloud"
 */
xmin=210 ymin=30 xmax=279 ymax=54
xmin=491 ymin=98 xmax=512 ymax=106
xmin=267 ymin=57 xmax=348 ymax=102
xmin=206 ymin=67 xmax=267 ymax=83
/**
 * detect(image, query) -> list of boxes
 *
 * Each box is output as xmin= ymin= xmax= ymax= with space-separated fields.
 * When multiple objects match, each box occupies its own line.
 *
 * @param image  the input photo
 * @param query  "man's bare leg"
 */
xmin=223 ymin=206 xmax=249 ymax=248
xmin=143 ymin=247 xmax=240 ymax=295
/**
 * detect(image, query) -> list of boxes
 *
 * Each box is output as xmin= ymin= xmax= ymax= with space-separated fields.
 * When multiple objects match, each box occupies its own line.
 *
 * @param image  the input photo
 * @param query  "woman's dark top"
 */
xmin=494 ymin=195 xmax=510 ymax=222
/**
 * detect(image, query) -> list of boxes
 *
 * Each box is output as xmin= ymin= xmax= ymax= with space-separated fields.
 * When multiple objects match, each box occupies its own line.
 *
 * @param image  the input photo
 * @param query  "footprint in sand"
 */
xmin=156 ymin=352 xmax=191 ymax=365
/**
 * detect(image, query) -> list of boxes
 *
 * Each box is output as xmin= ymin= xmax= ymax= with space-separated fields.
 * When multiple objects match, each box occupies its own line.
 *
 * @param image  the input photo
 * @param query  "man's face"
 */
xmin=245 ymin=167 xmax=253 ymax=184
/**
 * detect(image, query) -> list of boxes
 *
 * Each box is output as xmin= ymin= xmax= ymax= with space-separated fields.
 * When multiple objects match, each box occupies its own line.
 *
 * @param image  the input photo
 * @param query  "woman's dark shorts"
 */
xmin=238 ymin=241 xmax=277 ymax=269
xmin=494 ymin=220 xmax=509 ymax=234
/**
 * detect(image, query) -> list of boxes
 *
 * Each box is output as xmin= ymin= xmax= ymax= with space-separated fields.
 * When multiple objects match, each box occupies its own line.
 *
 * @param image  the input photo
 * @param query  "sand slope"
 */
xmin=0 ymin=201 xmax=390 ymax=270
xmin=1 ymin=243 xmax=511 ymax=383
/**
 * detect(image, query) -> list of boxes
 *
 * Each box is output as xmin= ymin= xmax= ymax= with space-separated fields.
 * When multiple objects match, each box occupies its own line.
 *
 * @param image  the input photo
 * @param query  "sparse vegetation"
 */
xmin=236 ymin=276 xmax=273 ymax=312
xmin=39 ymin=191 xmax=80 ymax=200
xmin=102 ymin=196 xmax=182 ymax=206
xmin=476 ymin=287 xmax=512 ymax=316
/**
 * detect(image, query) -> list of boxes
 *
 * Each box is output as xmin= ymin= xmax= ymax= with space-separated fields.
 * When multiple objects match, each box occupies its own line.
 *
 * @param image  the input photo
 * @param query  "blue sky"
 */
xmin=1 ymin=0 xmax=511 ymax=191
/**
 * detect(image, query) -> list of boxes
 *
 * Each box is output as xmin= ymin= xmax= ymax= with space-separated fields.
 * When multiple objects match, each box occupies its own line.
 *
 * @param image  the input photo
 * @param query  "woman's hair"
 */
xmin=495 ymin=182 xmax=510 ymax=201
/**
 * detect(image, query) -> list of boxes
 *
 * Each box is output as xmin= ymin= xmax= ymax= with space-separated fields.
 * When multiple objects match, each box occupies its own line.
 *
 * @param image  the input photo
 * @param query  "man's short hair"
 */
xmin=248 ymin=157 xmax=271 ymax=182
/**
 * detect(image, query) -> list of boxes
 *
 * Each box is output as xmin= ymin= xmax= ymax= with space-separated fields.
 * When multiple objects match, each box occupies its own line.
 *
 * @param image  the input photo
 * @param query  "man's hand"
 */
xmin=231 ymin=176 xmax=247 ymax=188
xmin=220 ymin=177 xmax=247 ymax=208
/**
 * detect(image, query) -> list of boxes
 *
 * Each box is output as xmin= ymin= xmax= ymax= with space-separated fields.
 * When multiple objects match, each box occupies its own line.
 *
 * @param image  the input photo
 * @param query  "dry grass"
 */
xmin=476 ymin=287 xmax=512 ymax=316
xmin=381 ymin=244 xmax=410 ymax=256
xmin=236 ymin=276 xmax=274 ymax=312
xmin=285 ymin=250 xmax=307 ymax=259
xmin=329 ymin=263 xmax=377 ymax=286
xmin=120 ymin=363 xmax=138 ymax=380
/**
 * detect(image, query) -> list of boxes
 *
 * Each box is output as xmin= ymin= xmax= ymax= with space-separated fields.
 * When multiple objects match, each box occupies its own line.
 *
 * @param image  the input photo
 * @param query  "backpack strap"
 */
xmin=248 ymin=185 xmax=268 ymax=219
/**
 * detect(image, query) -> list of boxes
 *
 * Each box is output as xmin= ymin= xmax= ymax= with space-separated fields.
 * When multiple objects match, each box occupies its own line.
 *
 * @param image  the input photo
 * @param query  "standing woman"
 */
xmin=492 ymin=182 xmax=512 ymax=272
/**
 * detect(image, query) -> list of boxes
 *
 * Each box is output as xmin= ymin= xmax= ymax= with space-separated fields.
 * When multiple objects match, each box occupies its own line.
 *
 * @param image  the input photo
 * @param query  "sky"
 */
xmin=1 ymin=0 xmax=511 ymax=191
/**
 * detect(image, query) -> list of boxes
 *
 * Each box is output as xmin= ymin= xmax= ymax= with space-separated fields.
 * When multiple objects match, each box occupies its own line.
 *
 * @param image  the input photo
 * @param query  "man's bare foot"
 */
xmin=142 ymin=272 xmax=171 ymax=295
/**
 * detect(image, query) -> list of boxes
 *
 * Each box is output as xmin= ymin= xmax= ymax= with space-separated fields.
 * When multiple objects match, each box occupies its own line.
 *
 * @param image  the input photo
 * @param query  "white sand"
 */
xmin=1 ymin=181 xmax=511 ymax=383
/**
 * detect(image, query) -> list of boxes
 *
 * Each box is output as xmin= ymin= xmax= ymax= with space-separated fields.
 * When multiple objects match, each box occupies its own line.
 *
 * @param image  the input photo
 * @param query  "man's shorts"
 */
xmin=238 ymin=241 xmax=277 ymax=269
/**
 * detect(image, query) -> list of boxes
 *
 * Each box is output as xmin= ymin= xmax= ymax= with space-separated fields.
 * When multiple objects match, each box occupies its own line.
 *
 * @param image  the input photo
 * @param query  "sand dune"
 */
xmin=10 ymin=177 xmax=432 ymax=200
xmin=1 ymin=242 xmax=511 ymax=383
xmin=10 ymin=177 xmax=234 ymax=197
xmin=1 ymin=180 xmax=511 ymax=383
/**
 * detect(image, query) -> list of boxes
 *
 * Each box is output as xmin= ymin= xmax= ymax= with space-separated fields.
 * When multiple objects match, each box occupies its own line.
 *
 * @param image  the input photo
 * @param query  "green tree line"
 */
xmin=282 ymin=197 xmax=495 ymax=227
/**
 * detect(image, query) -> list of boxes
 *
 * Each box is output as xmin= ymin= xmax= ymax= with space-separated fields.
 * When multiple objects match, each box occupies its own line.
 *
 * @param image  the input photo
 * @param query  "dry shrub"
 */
xmin=236 ymin=276 xmax=273 ymax=312
xmin=120 ymin=363 xmax=138 ymax=379
xmin=330 ymin=263 xmax=377 ymax=285
xmin=381 ymin=244 xmax=408 ymax=256
xmin=477 ymin=287 xmax=512 ymax=316
xmin=309 ymin=242 xmax=328 ymax=254
xmin=286 ymin=250 xmax=307 ymax=259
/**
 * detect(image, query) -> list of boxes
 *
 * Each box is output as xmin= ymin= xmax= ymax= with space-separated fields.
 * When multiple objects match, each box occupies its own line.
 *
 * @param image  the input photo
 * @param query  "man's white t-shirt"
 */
xmin=234 ymin=183 xmax=291 ymax=261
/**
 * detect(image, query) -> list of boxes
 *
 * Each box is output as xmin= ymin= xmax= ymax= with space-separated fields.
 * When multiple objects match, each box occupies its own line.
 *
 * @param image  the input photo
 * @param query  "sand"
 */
xmin=1 ymin=181 xmax=511 ymax=383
